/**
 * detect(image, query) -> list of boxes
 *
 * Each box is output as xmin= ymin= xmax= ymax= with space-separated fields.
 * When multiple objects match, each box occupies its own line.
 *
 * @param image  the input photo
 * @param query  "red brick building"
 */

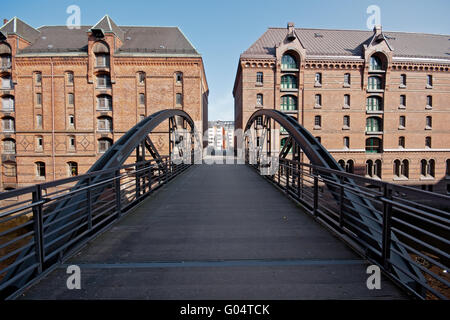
xmin=0 ymin=16 xmax=208 ymax=191
xmin=234 ymin=23 xmax=450 ymax=193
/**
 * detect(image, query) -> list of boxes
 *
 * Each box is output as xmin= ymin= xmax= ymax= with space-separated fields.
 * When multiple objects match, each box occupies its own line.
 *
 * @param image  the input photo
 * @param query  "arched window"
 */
xmin=97 ymin=94 xmax=112 ymax=110
xmin=366 ymin=160 xmax=374 ymax=177
xmin=35 ymin=161 xmax=46 ymax=178
xmin=68 ymin=161 xmax=78 ymax=176
xmin=367 ymin=160 xmax=381 ymax=178
xmin=345 ymin=160 xmax=354 ymax=174
xmin=281 ymin=75 xmax=298 ymax=89
xmin=366 ymin=117 xmax=382 ymax=132
xmin=2 ymin=95 xmax=14 ymax=111
xmin=338 ymin=160 xmax=346 ymax=170
xmin=98 ymin=138 xmax=112 ymax=153
xmin=401 ymin=160 xmax=409 ymax=178
xmin=138 ymin=72 xmax=146 ymax=84
xmin=2 ymin=138 xmax=15 ymax=154
xmin=0 ymin=43 xmax=12 ymax=68
xmin=96 ymin=73 xmax=111 ymax=88
xmin=367 ymin=96 xmax=382 ymax=111
xmin=374 ymin=160 xmax=382 ymax=178
xmin=281 ymin=54 xmax=298 ymax=69
xmin=93 ymin=41 xmax=110 ymax=67
xmin=366 ymin=138 xmax=382 ymax=153
xmin=369 ymin=55 xmax=383 ymax=71
xmin=2 ymin=116 xmax=14 ymax=132
xmin=368 ymin=76 xmax=382 ymax=90
xmin=175 ymin=72 xmax=183 ymax=83
xmin=421 ymin=159 xmax=435 ymax=178
xmin=394 ymin=160 xmax=401 ymax=177
xmin=1 ymin=75 xmax=12 ymax=89
xmin=66 ymin=71 xmax=74 ymax=85
xmin=256 ymin=94 xmax=263 ymax=106
xmin=97 ymin=116 xmax=112 ymax=131
xmin=281 ymin=95 xmax=297 ymax=111
xmin=446 ymin=159 xmax=450 ymax=176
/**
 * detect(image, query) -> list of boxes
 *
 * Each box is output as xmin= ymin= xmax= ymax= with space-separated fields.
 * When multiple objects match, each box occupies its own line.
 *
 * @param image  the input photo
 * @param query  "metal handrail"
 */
xmin=250 ymin=158 xmax=450 ymax=300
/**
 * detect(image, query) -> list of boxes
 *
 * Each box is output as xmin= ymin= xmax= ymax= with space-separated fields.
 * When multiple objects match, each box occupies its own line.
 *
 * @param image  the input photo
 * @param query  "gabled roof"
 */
xmin=91 ymin=15 xmax=125 ymax=42
xmin=12 ymin=15 xmax=199 ymax=56
xmin=0 ymin=17 xmax=40 ymax=43
xmin=241 ymin=27 xmax=450 ymax=60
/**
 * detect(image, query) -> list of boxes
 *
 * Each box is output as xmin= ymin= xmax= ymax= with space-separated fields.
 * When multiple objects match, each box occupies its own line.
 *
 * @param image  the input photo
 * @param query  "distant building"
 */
xmin=234 ymin=22 xmax=450 ymax=194
xmin=0 ymin=16 xmax=208 ymax=191
xmin=208 ymin=121 xmax=234 ymax=151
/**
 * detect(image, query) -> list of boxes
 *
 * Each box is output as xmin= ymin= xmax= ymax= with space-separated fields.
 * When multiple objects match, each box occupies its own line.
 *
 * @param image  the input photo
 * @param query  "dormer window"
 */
xmin=0 ymin=43 xmax=12 ymax=69
xmin=93 ymin=41 xmax=110 ymax=68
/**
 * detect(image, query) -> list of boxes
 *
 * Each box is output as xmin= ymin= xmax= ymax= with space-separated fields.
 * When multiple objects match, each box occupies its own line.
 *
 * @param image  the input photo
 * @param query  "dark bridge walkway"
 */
xmin=20 ymin=164 xmax=405 ymax=299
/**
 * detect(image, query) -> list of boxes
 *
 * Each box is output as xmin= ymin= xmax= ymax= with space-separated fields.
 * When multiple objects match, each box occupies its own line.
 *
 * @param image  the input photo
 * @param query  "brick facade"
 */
xmin=234 ymin=23 xmax=450 ymax=194
xmin=0 ymin=17 xmax=208 ymax=191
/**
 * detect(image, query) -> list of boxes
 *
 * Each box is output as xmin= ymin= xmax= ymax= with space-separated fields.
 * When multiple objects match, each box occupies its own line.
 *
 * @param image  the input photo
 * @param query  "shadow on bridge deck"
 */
xmin=19 ymin=164 xmax=406 ymax=300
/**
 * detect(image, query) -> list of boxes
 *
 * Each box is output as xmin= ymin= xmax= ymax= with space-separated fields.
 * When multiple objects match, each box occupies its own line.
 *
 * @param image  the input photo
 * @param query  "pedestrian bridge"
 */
xmin=0 ymin=110 xmax=448 ymax=300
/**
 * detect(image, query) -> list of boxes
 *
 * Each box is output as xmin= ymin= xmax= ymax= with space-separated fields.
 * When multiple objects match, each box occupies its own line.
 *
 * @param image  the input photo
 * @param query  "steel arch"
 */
xmin=1 ymin=110 xmax=199 ymax=298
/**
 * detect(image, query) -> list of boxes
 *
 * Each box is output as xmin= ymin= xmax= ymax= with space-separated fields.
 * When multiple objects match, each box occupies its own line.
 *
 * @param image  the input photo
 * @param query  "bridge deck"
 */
xmin=20 ymin=164 xmax=406 ymax=299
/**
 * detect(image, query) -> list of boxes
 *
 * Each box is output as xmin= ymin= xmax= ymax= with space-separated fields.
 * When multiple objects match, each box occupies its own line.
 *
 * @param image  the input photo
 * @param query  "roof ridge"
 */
xmin=266 ymin=26 xmax=449 ymax=37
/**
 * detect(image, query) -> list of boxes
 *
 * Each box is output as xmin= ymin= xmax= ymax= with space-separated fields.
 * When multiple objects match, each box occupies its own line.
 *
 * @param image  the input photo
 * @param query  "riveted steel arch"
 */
xmin=90 ymin=109 xmax=196 ymax=173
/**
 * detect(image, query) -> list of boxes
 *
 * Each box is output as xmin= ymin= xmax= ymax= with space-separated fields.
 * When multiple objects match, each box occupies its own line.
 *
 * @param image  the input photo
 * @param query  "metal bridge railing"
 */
xmin=0 ymin=156 xmax=191 ymax=299
xmin=249 ymin=157 xmax=450 ymax=300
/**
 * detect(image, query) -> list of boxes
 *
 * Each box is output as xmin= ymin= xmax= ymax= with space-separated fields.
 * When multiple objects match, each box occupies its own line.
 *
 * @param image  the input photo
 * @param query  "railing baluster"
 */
xmin=87 ymin=175 xmax=93 ymax=230
xmin=339 ymin=176 xmax=344 ymax=230
xmin=313 ymin=169 xmax=319 ymax=217
xmin=32 ymin=185 xmax=45 ymax=274
xmin=115 ymin=169 xmax=122 ymax=217
xmin=382 ymin=184 xmax=393 ymax=270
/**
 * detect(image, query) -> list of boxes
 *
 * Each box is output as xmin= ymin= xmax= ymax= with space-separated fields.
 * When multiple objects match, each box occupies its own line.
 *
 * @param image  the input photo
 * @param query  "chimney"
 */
xmin=287 ymin=22 xmax=295 ymax=33
xmin=3 ymin=19 xmax=8 ymax=25
xmin=286 ymin=22 xmax=296 ymax=41
xmin=373 ymin=24 xmax=382 ymax=36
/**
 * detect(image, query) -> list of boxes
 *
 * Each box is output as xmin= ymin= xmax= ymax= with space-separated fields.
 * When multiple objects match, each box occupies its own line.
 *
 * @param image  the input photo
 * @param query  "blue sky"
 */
xmin=3 ymin=0 xmax=450 ymax=121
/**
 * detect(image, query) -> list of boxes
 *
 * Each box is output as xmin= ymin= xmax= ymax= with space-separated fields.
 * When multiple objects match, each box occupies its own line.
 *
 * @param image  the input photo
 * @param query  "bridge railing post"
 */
xmin=115 ymin=169 xmax=122 ymax=217
xmin=31 ymin=184 xmax=45 ymax=274
xmin=339 ymin=176 xmax=345 ymax=230
xmin=382 ymin=184 xmax=393 ymax=270
xmin=87 ymin=175 xmax=93 ymax=230
xmin=313 ymin=169 xmax=319 ymax=217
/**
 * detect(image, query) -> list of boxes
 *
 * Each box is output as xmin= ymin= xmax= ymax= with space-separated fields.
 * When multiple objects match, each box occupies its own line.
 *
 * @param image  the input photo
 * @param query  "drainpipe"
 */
xmin=51 ymin=58 xmax=56 ymax=181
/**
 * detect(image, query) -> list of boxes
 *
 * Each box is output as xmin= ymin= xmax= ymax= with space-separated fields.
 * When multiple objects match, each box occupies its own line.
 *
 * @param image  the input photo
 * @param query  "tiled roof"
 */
xmin=242 ymin=27 xmax=450 ymax=60
xmin=0 ymin=17 xmax=40 ymax=43
xmin=91 ymin=15 xmax=125 ymax=42
xmin=0 ymin=16 xmax=199 ymax=55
